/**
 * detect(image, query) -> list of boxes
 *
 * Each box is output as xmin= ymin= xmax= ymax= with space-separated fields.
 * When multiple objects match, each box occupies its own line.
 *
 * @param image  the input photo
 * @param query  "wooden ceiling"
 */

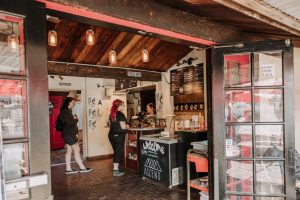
xmin=154 ymin=0 xmax=299 ymax=38
xmin=47 ymin=19 xmax=192 ymax=72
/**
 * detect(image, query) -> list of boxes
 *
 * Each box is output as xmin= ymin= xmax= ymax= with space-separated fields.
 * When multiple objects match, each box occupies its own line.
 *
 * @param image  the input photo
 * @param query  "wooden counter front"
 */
xmin=120 ymin=127 xmax=164 ymax=173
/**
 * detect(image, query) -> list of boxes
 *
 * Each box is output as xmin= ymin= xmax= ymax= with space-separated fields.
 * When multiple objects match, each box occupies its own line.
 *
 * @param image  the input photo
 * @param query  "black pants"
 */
xmin=108 ymin=133 xmax=125 ymax=163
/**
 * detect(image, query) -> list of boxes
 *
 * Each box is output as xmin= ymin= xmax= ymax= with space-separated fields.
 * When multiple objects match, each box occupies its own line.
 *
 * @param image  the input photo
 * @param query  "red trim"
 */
xmin=37 ymin=0 xmax=216 ymax=46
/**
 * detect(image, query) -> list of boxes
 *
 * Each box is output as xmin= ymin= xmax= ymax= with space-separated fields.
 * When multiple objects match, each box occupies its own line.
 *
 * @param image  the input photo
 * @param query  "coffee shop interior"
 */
xmin=46 ymin=12 xmax=211 ymax=199
xmin=1 ymin=4 xmax=300 ymax=198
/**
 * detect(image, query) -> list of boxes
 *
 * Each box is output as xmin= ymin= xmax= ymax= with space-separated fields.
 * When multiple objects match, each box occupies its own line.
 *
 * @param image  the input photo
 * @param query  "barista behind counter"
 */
xmin=135 ymin=103 xmax=157 ymax=127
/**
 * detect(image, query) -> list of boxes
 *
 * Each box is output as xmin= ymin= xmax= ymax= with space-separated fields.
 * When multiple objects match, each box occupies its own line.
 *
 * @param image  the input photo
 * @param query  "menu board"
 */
xmin=170 ymin=63 xmax=204 ymax=96
xmin=115 ymin=79 xmax=137 ymax=91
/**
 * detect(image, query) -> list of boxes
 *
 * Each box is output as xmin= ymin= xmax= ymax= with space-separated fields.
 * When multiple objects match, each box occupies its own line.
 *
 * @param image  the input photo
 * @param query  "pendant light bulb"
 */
xmin=142 ymin=49 xmax=149 ymax=63
xmin=48 ymin=30 xmax=57 ymax=46
xmin=7 ymin=22 xmax=19 ymax=50
xmin=109 ymin=50 xmax=117 ymax=64
xmin=86 ymin=29 xmax=95 ymax=45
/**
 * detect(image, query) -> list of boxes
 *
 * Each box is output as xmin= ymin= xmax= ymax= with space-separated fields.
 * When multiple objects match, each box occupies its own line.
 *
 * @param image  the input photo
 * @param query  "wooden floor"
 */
xmin=51 ymin=158 xmax=198 ymax=200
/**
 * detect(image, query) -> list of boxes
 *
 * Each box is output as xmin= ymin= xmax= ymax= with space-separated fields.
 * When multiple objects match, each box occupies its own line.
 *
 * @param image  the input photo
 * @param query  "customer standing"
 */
xmin=60 ymin=97 xmax=92 ymax=174
xmin=108 ymin=99 xmax=128 ymax=176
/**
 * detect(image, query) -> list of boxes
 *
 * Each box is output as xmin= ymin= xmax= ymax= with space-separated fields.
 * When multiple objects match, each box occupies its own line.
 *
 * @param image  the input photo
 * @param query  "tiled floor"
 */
xmin=51 ymin=158 xmax=198 ymax=200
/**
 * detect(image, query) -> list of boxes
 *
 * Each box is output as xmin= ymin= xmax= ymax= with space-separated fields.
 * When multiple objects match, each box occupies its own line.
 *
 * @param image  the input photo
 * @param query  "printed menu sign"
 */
xmin=170 ymin=63 xmax=204 ymax=96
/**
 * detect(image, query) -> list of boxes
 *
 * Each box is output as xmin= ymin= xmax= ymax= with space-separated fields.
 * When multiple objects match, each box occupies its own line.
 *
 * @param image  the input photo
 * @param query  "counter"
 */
xmin=139 ymin=134 xmax=183 ymax=188
xmin=121 ymin=127 xmax=164 ymax=173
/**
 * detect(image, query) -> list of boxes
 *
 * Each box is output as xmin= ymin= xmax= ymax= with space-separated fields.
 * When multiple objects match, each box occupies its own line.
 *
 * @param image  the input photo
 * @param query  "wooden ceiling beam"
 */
xmin=40 ymin=0 xmax=258 ymax=44
xmin=47 ymin=61 xmax=162 ymax=81
xmin=213 ymin=0 xmax=300 ymax=36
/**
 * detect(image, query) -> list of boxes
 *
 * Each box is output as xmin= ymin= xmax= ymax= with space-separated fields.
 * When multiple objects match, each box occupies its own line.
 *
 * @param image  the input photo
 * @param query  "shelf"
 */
xmin=189 ymin=179 xmax=208 ymax=192
xmin=126 ymin=158 xmax=138 ymax=161
xmin=187 ymin=153 xmax=208 ymax=172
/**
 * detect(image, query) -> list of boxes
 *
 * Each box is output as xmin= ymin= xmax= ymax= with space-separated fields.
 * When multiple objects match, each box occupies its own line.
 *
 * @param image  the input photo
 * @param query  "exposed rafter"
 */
xmin=213 ymin=0 xmax=300 ymax=36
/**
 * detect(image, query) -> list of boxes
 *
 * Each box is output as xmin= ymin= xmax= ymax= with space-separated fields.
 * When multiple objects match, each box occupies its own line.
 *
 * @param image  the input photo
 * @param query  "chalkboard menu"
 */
xmin=115 ymin=79 xmax=137 ymax=91
xmin=170 ymin=63 xmax=204 ymax=96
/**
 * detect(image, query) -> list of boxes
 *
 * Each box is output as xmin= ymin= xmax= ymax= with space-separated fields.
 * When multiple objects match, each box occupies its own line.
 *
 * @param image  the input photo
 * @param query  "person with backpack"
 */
xmin=58 ymin=97 xmax=92 ymax=174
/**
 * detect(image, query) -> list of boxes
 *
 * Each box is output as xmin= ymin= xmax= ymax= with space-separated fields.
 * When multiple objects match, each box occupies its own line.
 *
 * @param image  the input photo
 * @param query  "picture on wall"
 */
xmin=88 ymin=119 xmax=96 ymax=131
xmin=88 ymin=108 xmax=97 ymax=119
xmin=88 ymin=96 xmax=96 ymax=107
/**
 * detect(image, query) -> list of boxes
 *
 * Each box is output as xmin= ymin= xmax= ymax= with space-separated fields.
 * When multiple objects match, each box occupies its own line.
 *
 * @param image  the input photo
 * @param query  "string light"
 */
xmin=48 ymin=30 xmax=57 ymax=46
xmin=109 ymin=50 xmax=117 ymax=64
xmin=86 ymin=29 xmax=95 ymax=45
xmin=7 ymin=22 xmax=19 ymax=50
xmin=142 ymin=48 xmax=149 ymax=62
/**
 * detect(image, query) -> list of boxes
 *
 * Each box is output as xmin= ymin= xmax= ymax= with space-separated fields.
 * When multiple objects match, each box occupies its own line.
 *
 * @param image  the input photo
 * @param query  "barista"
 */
xmin=146 ymin=103 xmax=156 ymax=116
xmin=142 ymin=103 xmax=156 ymax=126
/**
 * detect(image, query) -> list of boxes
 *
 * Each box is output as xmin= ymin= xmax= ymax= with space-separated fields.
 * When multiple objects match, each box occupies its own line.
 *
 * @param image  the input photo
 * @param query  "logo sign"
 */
xmin=142 ymin=141 xmax=165 ymax=155
xmin=127 ymin=71 xmax=142 ymax=78
xmin=59 ymin=82 xmax=71 ymax=86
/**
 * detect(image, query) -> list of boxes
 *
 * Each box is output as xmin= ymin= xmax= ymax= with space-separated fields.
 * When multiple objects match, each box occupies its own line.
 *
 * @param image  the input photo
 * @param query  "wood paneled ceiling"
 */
xmin=154 ymin=0 xmax=299 ymax=37
xmin=47 ymin=19 xmax=192 ymax=72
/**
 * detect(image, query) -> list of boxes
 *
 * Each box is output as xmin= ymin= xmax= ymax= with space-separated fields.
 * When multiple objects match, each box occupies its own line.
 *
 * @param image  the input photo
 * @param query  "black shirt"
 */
xmin=109 ymin=111 xmax=127 ymax=135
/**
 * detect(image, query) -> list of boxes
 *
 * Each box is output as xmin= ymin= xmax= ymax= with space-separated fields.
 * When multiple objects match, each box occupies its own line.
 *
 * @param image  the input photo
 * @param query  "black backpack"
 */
xmin=55 ymin=114 xmax=64 ymax=131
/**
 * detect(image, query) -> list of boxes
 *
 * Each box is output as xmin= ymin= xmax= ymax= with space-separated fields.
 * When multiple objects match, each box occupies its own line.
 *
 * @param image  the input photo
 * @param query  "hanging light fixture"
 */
xmin=142 ymin=48 xmax=149 ymax=63
xmin=86 ymin=29 xmax=95 ymax=45
xmin=48 ymin=30 xmax=57 ymax=46
xmin=7 ymin=22 xmax=19 ymax=50
xmin=109 ymin=50 xmax=117 ymax=64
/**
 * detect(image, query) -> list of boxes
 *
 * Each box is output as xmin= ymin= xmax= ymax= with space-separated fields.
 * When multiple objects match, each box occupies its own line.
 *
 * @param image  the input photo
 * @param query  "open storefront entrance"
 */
xmin=0 ymin=0 xmax=299 ymax=199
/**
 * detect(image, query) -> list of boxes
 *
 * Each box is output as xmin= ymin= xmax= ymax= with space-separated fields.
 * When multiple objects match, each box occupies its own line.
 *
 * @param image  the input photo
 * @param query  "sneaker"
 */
xmin=113 ymin=170 xmax=125 ymax=177
xmin=79 ymin=167 xmax=93 ymax=173
xmin=65 ymin=169 xmax=79 ymax=175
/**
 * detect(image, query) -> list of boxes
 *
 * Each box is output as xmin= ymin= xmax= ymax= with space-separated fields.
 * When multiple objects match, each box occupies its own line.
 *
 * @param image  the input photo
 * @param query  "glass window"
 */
xmin=224 ymin=54 xmax=251 ymax=87
xmin=254 ymin=52 xmax=282 ymax=86
xmin=255 ymin=125 xmax=284 ymax=158
xmin=256 ymin=161 xmax=284 ymax=195
xmin=226 ymin=125 xmax=252 ymax=158
xmin=0 ymin=14 xmax=24 ymax=75
xmin=3 ymin=143 xmax=29 ymax=181
xmin=225 ymin=90 xmax=252 ymax=122
xmin=254 ymin=89 xmax=283 ymax=122
xmin=226 ymin=160 xmax=253 ymax=193
xmin=0 ymin=79 xmax=27 ymax=139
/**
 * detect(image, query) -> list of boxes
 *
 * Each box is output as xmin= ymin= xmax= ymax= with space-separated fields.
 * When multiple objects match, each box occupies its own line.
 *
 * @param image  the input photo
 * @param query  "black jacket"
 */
xmin=60 ymin=108 xmax=78 ymax=136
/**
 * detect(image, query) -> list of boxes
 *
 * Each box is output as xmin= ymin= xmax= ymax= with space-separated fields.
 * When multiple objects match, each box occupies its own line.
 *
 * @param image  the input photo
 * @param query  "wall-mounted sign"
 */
xmin=59 ymin=82 xmax=71 ymax=86
xmin=115 ymin=79 xmax=137 ymax=91
xmin=170 ymin=63 xmax=204 ymax=96
xmin=261 ymin=64 xmax=275 ymax=77
xmin=127 ymin=71 xmax=142 ymax=78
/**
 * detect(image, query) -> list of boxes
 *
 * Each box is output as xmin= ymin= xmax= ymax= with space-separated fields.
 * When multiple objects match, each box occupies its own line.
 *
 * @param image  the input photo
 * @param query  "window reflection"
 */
xmin=256 ymin=161 xmax=284 ymax=195
xmin=254 ymin=52 xmax=282 ymax=86
xmin=226 ymin=125 xmax=252 ymax=158
xmin=225 ymin=90 xmax=252 ymax=122
xmin=255 ymin=125 xmax=284 ymax=158
xmin=224 ymin=54 xmax=251 ymax=87
xmin=254 ymin=89 xmax=283 ymax=122
xmin=226 ymin=160 xmax=253 ymax=193
xmin=0 ymin=80 xmax=27 ymax=139
xmin=0 ymin=14 xmax=24 ymax=74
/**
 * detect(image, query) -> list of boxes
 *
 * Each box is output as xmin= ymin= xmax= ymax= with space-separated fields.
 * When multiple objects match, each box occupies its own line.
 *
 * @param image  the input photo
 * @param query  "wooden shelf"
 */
xmin=189 ymin=179 xmax=208 ymax=192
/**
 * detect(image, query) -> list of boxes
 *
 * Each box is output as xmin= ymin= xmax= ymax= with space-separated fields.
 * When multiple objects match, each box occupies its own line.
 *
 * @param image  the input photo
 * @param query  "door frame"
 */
xmin=211 ymin=40 xmax=295 ymax=199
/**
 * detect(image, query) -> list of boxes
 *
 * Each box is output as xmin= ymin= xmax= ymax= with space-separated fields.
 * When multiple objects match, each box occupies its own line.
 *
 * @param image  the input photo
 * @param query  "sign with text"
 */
xmin=140 ymin=140 xmax=169 ymax=184
xmin=127 ymin=71 xmax=142 ymax=78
